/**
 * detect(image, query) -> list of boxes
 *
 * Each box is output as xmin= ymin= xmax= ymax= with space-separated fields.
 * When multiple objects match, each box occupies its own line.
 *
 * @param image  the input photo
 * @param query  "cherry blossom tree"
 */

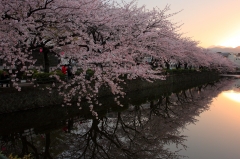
xmin=0 ymin=0 xmax=235 ymax=111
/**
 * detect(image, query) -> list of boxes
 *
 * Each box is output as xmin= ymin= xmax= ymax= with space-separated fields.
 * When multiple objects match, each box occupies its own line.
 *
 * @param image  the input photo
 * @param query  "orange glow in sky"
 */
xmin=124 ymin=0 xmax=240 ymax=48
xmin=222 ymin=90 xmax=240 ymax=103
xmin=218 ymin=34 xmax=240 ymax=48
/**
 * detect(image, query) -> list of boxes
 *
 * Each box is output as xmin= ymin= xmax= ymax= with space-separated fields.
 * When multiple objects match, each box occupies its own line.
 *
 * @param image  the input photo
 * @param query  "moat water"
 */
xmin=167 ymin=76 xmax=240 ymax=159
xmin=0 ymin=76 xmax=239 ymax=159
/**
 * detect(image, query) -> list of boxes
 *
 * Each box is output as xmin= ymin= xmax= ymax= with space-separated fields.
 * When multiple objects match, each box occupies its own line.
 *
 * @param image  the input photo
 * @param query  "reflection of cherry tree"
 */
xmin=0 ymin=78 xmax=236 ymax=158
xmin=55 ymin=79 xmax=235 ymax=158
xmin=57 ymin=115 xmax=183 ymax=159
xmin=1 ymin=129 xmax=75 ymax=159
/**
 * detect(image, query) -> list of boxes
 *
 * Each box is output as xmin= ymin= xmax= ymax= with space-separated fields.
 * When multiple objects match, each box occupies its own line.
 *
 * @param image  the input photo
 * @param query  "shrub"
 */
xmin=75 ymin=69 xmax=83 ymax=75
xmin=85 ymin=69 xmax=95 ymax=80
xmin=86 ymin=69 xmax=95 ymax=76
xmin=53 ymin=70 xmax=65 ymax=79
xmin=32 ymin=71 xmax=65 ymax=83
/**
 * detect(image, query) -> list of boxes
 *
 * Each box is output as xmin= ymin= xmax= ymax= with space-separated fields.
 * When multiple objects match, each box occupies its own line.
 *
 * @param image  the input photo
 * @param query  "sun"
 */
xmin=219 ymin=35 xmax=240 ymax=48
xmin=223 ymin=91 xmax=240 ymax=103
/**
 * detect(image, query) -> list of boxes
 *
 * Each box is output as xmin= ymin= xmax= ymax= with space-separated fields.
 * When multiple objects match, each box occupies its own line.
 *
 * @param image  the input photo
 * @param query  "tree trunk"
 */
xmin=184 ymin=63 xmax=188 ymax=69
xmin=176 ymin=62 xmax=181 ymax=69
xmin=43 ymin=49 xmax=50 ymax=73
xmin=44 ymin=133 xmax=52 ymax=159
xmin=165 ymin=62 xmax=170 ymax=69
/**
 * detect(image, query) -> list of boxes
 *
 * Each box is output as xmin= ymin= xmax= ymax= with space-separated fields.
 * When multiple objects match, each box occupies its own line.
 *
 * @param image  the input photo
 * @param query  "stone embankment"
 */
xmin=0 ymin=72 xmax=219 ymax=114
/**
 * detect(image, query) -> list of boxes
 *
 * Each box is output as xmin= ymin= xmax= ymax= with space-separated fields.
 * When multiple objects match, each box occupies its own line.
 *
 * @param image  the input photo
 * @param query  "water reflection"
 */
xmin=222 ymin=78 xmax=240 ymax=103
xmin=171 ymin=78 xmax=240 ymax=159
xmin=0 ymin=78 xmax=238 ymax=159
xmin=223 ymin=91 xmax=240 ymax=103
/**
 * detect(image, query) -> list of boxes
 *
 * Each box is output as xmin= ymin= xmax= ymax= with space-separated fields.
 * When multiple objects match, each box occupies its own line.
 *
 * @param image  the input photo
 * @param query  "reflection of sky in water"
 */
xmin=170 ymin=79 xmax=240 ymax=159
xmin=223 ymin=90 xmax=240 ymax=103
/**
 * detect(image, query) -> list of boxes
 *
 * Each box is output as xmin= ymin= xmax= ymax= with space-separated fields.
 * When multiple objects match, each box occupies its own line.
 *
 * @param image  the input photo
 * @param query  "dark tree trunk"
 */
xmin=67 ymin=118 xmax=74 ymax=133
xmin=20 ymin=136 xmax=28 ymax=157
xmin=165 ymin=62 xmax=170 ymax=69
xmin=44 ymin=133 xmax=52 ymax=159
xmin=176 ymin=62 xmax=181 ymax=69
xmin=184 ymin=63 xmax=188 ymax=69
xmin=43 ymin=50 xmax=50 ymax=73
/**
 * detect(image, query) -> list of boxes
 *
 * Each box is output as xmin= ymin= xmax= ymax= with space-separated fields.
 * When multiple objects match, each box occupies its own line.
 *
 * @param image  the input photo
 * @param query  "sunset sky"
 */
xmin=121 ymin=0 xmax=240 ymax=48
